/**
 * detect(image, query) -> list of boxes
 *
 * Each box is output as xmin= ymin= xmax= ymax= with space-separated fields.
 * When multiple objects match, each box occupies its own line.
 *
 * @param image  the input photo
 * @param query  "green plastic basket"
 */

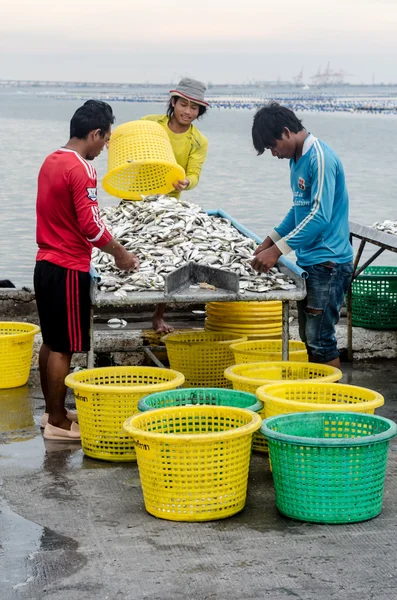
xmin=351 ymin=266 xmax=397 ymax=329
xmin=261 ymin=411 xmax=397 ymax=524
xmin=138 ymin=388 xmax=263 ymax=413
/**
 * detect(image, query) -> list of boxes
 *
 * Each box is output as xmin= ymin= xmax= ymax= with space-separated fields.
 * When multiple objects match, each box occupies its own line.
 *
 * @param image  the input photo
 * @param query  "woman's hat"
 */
xmin=170 ymin=77 xmax=209 ymax=107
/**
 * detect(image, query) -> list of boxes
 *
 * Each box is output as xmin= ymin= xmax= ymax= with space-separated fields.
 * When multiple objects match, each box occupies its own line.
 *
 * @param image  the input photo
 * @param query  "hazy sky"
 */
xmin=1 ymin=0 xmax=397 ymax=84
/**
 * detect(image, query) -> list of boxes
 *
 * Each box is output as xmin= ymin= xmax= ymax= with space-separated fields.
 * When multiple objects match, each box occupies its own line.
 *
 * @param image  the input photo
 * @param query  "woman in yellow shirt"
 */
xmin=142 ymin=78 xmax=209 ymax=331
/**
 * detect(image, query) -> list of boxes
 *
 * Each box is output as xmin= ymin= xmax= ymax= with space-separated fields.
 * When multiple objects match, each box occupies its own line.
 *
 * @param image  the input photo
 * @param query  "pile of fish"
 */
xmin=92 ymin=195 xmax=297 ymax=297
xmin=372 ymin=220 xmax=397 ymax=236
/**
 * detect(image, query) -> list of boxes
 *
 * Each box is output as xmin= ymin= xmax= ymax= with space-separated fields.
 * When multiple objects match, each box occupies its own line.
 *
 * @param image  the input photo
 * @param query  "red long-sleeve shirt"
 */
xmin=36 ymin=148 xmax=112 ymax=271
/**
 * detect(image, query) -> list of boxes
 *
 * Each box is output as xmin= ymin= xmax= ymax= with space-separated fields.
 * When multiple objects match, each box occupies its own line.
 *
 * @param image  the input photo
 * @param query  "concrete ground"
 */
xmin=1 ymin=361 xmax=397 ymax=600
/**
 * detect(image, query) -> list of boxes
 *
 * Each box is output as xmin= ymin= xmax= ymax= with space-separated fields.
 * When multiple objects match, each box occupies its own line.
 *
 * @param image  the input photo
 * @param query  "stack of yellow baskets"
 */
xmin=205 ymin=301 xmax=282 ymax=339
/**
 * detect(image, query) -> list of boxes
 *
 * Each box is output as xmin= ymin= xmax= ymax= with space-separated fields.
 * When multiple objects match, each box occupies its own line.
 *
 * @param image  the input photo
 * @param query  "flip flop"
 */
xmin=43 ymin=422 xmax=81 ymax=441
xmin=40 ymin=411 xmax=78 ymax=429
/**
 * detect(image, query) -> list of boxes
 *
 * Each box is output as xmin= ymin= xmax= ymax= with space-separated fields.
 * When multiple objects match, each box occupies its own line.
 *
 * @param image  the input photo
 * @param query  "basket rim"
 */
xmin=123 ymin=405 xmax=262 ymax=443
xmin=256 ymin=381 xmax=384 ymax=409
xmin=354 ymin=266 xmax=397 ymax=280
xmin=230 ymin=339 xmax=306 ymax=351
xmin=0 ymin=322 xmax=40 ymax=339
xmin=65 ymin=366 xmax=185 ymax=393
xmin=225 ymin=361 xmax=342 ymax=385
xmin=261 ymin=411 xmax=397 ymax=446
xmin=137 ymin=387 xmax=263 ymax=413
xmin=161 ymin=332 xmax=247 ymax=346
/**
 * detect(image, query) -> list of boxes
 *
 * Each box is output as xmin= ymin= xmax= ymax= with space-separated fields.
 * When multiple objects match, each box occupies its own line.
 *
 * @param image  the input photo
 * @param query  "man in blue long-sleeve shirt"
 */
xmin=251 ymin=102 xmax=353 ymax=368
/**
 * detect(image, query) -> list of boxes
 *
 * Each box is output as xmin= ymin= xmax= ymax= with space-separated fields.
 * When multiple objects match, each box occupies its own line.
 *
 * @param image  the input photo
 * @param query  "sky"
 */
xmin=1 ymin=0 xmax=397 ymax=84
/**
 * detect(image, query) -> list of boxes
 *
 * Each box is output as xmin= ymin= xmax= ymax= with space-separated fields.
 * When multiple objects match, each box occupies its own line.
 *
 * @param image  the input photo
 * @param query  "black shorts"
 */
xmin=34 ymin=260 xmax=91 ymax=353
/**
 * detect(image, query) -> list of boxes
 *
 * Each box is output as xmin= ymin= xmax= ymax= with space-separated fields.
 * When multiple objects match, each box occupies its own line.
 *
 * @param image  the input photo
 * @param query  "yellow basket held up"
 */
xmin=225 ymin=361 xmax=342 ymax=452
xmin=161 ymin=331 xmax=247 ymax=388
xmin=0 ymin=322 xmax=40 ymax=389
xmin=230 ymin=339 xmax=308 ymax=364
xmin=256 ymin=381 xmax=384 ymax=420
xmin=102 ymin=120 xmax=185 ymax=200
xmin=123 ymin=405 xmax=262 ymax=521
xmin=65 ymin=366 xmax=185 ymax=461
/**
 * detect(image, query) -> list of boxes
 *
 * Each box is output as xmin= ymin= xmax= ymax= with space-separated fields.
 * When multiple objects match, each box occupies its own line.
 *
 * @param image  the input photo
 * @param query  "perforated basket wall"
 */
xmin=351 ymin=266 xmax=397 ymax=329
xmin=102 ymin=121 xmax=185 ymax=200
xmin=64 ymin=366 xmax=185 ymax=461
xmin=123 ymin=405 xmax=262 ymax=521
xmin=0 ymin=322 xmax=40 ymax=389
xmin=230 ymin=340 xmax=308 ymax=364
xmin=161 ymin=331 xmax=247 ymax=388
xmin=225 ymin=361 xmax=342 ymax=453
xmin=262 ymin=411 xmax=397 ymax=523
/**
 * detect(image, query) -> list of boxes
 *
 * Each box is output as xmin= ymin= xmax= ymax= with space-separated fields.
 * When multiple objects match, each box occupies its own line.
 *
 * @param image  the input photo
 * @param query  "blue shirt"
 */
xmin=274 ymin=134 xmax=353 ymax=266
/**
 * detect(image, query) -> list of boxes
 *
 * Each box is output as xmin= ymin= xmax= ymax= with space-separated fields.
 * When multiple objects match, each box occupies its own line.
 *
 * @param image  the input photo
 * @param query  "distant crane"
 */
xmin=293 ymin=68 xmax=304 ymax=87
xmin=310 ymin=63 xmax=353 ymax=86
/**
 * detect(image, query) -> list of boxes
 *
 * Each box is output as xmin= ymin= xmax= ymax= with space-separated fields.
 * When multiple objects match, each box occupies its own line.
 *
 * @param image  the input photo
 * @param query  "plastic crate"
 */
xmin=351 ymin=266 xmax=397 ymax=329
xmin=261 ymin=411 xmax=397 ymax=523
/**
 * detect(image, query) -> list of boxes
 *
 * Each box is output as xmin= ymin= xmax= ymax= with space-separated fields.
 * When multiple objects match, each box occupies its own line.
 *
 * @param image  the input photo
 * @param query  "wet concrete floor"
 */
xmin=1 ymin=361 xmax=397 ymax=600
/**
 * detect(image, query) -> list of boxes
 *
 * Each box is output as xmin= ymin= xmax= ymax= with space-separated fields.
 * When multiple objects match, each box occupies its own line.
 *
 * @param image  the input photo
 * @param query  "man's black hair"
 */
xmin=252 ymin=101 xmax=304 ymax=155
xmin=166 ymin=96 xmax=207 ymax=120
xmin=70 ymin=100 xmax=115 ymax=139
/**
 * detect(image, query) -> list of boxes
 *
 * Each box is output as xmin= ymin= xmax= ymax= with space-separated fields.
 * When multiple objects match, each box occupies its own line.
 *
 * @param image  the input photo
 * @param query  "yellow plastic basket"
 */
xmin=225 ymin=361 xmax=342 ymax=452
xmin=123 ymin=405 xmax=262 ymax=521
xmin=161 ymin=331 xmax=247 ymax=388
xmin=102 ymin=120 xmax=185 ymax=200
xmin=65 ymin=366 xmax=185 ymax=461
xmin=256 ymin=381 xmax=384 ymax=420
xmin=230 ymin=340 xmax=308 ymax=364
xmin=0 ymin=322 xmax=40 ymax=389
xmin=225 ymin=362 xmax=342 ymax=394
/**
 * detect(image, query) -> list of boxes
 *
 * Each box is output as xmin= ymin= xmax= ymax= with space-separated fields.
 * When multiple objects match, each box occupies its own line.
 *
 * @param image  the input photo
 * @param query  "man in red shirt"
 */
xmin=35 ymin=100 xmax=140 ymax=442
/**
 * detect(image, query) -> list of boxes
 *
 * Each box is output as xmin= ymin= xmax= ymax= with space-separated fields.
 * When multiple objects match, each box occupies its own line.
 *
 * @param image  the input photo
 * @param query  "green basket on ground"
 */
xmin=261 ymin=411 xmax=397 ymax=524
xmin=351 ymin=266 xmax=397 ymax=329
xmin=138 ymin=388 xmax=263 ymax=413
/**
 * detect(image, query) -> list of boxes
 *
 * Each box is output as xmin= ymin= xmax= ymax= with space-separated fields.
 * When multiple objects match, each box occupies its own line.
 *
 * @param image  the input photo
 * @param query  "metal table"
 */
xmin=89 ymin=209 xmax=307 ymax=367
xmin=347 ymin=221 xmax=397 ymax=360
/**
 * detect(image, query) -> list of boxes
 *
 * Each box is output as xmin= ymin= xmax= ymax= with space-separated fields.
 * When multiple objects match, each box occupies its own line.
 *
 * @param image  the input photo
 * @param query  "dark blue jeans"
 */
xmin=297 ymin=261 xmax=354 ymax=362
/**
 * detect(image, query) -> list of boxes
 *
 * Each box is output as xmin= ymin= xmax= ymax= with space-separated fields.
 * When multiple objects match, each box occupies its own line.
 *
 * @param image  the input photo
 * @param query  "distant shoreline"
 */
xmin=18 ymin=92 xmax=397 ymax=116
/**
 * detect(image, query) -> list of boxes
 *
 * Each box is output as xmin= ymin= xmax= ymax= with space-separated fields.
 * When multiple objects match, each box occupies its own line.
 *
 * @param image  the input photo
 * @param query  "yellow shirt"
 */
xmin=141 ymin=114 xmax=208 ymax=198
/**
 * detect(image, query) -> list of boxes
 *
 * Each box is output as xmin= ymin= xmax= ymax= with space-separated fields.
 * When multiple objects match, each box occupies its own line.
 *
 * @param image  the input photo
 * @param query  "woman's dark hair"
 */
xmin=252 ymin=101 xmax=304 ymax=155
xmin=70 ymin=100 xmax=115 ymax=139
xmin=166 ymin=96 xmax=207 ymax=120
